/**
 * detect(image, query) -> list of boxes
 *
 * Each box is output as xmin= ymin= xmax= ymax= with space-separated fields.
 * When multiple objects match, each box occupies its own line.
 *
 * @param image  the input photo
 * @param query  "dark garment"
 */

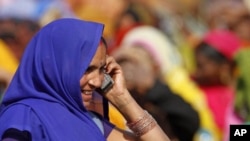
xmin=132 ymin=79 xmax=200 ymax=141
xmin=2 ymin=128 xmax=31 ymax=141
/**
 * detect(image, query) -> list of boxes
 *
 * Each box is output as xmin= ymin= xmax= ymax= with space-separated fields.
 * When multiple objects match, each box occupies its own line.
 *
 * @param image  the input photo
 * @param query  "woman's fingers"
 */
xmin=102 ymin=56 xmax=128 ymax=97
xmin=105 ymin=56 xmax=122 ymax=75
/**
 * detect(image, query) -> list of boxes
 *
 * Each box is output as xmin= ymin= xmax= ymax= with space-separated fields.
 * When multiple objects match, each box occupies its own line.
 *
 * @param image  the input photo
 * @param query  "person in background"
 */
xmin=0 ymin=18 xmax=170 ymax=141
xmin=119 ymin=25 xmax=220 ymax=141
xmin=192 ymin=29 xmax=242 ymax=140
xmin=0 ymin=0 xmax=41 ymax=61
xmin=0 ymin=18 xmax=40 ymax=62
xmin=112 ymin=46 xmax=200 ymax=141
xmin=0 ymin=68 xmax=13 ymax=101
xmin=0 ymin=40 xmax=17 ymax=101
xmin=0 ymin=0 xmax=41 ymax=99
xmin=107 ymin=2 xmax=157 ymax=54
xmin=227 ymin=47 xmax=250 ymax=141
xmin=205 ymin=0 xmax=250 ymax=48
xmin=227 ymin=1 xmax=250 ymax=125
xmin=234 ymin=49 xmax=250 ymax=122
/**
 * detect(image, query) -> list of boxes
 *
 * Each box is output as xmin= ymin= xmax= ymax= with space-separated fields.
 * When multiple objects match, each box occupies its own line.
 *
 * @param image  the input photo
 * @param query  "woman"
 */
xmin=112 ymin=46 xmax=200 ymax=141
xmin=119 ymin=25 xmax=220 ymax=141
xmin=0 ymin=68 xmax=13 ymax=101
xmin=0 ymin=18 xmax=169 ymax=141
xmin=193 ymin=29 xmax=241 ymax=140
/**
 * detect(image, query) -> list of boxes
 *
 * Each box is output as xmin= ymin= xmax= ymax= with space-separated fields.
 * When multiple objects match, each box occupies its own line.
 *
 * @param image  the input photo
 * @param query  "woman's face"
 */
xmin=194 ymin=51 xmax=221 ymax=86
xmin=80 ymin=43 xmax=106 ymax=108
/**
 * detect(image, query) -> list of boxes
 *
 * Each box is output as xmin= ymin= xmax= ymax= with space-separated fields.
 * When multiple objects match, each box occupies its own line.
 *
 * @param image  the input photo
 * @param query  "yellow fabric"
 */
xmin=0 ymin=40 xmax=19 ymax=74
xmin=108 ymin=104 xmax=127 ymax=130
xmin=165 ymin=66 xmax=222 ymax=141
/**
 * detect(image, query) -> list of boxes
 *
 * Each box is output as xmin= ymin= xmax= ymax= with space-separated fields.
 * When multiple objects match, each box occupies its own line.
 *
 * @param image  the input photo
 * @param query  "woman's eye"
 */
xmin=100 ymin=66 xmax=106 ymax=73
xmin=85 ymin=67 xmax=95 ymax=74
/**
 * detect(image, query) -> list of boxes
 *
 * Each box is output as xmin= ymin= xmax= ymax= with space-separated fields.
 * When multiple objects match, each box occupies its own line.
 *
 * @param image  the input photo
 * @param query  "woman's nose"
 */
xmin=88 ymin=73 xmax=103 ymax=88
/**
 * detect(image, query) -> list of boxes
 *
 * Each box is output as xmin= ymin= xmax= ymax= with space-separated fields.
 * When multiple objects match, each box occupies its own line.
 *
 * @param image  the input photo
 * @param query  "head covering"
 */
xmin=120 ymin=25 xmax=182 ymax=75
xmin=0 ymin=18 xmax=105 ymax=140
xmin=203 ymin=30 xmax=241 ymax=61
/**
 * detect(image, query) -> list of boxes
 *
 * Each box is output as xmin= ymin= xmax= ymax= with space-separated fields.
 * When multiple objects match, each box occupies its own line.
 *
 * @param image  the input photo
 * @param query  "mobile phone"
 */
xmin=100 ymin=73 xmax=114 ymax=93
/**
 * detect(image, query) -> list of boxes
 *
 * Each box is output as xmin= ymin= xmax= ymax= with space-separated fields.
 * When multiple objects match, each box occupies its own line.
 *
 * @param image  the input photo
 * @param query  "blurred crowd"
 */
xmin=1 ymin=0 xmax=250 ymax=141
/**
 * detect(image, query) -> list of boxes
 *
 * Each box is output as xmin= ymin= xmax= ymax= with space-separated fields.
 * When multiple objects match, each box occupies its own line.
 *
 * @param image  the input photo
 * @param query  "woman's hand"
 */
xmin=102 ymin=56 xmax=170 ymax=141
xmin=101 ymin=56 xmax=130 ymax=107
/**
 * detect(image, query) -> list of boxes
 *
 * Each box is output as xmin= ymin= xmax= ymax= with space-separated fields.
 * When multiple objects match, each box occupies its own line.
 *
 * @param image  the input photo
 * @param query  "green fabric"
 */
xmin=234 ymin=48 xmax=250 ymax=121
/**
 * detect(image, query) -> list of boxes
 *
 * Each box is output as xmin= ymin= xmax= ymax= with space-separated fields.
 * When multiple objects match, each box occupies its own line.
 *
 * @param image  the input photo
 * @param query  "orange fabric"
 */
xmin=108 ymin=104 xmax=127 ymax=130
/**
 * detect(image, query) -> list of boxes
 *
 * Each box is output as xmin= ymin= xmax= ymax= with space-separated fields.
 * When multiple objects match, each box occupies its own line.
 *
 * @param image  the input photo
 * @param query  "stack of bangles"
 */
xmin=126 ymin=110 xmax=157 ymax=136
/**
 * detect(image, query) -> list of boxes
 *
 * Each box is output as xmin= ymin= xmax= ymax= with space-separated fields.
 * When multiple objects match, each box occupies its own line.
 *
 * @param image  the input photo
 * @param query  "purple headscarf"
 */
xmin=0 ymin=18 xmax=106 ymax=140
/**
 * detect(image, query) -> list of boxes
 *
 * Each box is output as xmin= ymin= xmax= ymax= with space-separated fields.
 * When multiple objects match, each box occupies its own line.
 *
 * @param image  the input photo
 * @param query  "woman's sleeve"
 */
xmin=102 ymin=117 xmax=116 ymax=138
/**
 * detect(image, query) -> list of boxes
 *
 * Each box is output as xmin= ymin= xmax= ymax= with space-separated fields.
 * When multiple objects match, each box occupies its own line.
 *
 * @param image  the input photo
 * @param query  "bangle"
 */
xmin=126 ymin=110 xmax=157 ymax=136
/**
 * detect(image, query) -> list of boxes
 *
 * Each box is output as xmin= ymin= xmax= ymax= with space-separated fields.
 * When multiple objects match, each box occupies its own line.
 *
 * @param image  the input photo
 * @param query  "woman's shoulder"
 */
xmin=0 ymin=103 xmax=35 ymax=119
xmin=0 ymin=103 xmax=43 ymax=140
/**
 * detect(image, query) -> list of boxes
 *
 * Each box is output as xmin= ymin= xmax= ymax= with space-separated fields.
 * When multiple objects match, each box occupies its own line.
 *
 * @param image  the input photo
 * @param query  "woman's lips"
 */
xmin=81 ymin=90 xmax=93 ymax=102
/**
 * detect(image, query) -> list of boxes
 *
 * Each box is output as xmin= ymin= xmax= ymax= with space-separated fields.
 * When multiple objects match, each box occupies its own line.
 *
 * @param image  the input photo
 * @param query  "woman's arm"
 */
xmin=103 ymin=56 xmax=170 ymax=141
xmin=107 ymin=90 xmax=170 ymax=141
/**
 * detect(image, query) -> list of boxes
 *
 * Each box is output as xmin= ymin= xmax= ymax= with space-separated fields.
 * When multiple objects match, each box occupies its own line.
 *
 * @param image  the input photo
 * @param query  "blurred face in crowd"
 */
xmin=193 ymin=43 xmax=232 ymax=86
xmin=226 ymin=1 xmax=250 ymax=42
xmin=0 ymin=19 xmax=40 ymax=61
xmin=113 ymin=46 xmax=156 ymax=94
xmin=194 ymin=50 xmax=222 ymax=86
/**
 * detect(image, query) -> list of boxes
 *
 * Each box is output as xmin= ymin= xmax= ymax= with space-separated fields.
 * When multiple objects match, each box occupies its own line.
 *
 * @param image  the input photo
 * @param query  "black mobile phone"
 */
xmin=100 ymin=73 xmax=114 ymax=93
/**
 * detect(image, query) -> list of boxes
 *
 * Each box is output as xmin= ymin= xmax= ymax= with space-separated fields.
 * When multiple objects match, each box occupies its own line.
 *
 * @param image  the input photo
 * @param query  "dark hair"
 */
xmin=12 ymin=18 xmax=40 ymax=32
xmin=124 ymin=6 xmax=141 ymax=23
xmin=0 ymin=18 xmax=40 ymax=41
xmin=101 ymin=36 xmax=108 ymax=48
xmin=195 ymin=42 xmax=229 ymax=64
